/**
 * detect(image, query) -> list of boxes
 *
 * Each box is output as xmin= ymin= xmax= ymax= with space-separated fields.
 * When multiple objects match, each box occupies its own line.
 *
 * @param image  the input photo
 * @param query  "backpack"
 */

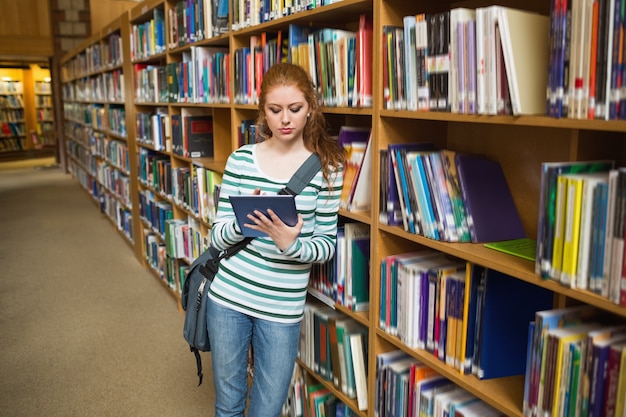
xmin=182 ymin=153 xmax=322 ymax=385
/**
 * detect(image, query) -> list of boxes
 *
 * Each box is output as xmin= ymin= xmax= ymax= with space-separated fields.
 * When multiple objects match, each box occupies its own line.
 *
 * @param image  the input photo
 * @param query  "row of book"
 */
xmin=380 ymin=144 xmax=525 ymax=244
xmin=0 ymin=95 xmax=24 ymax=108
xmin=67 ymin=33 xmax=123 ymax=78
xmin=0 ymin=109 xmax=24 ymax=122
xmin=232 ymin=0 xmax=344 ymax=31
xmin=379 ymin=251 xmax=554 ymax=380
xmin=0 ymin=136 xmax=25 ymax=149
xmin=237 ymin=119 xmax=261 ymax=147
xmin=138 ymin=148 xmax=172 ymax=197
xmin=375 ymin=350 xmax=506 ymax=417
xmin=89 ymin=130 xmax=130 ymax=174
xmin=535 ymin=160 xmax=626 ymax=307
xmin=133 ymin=48 xmax=230 ymax=105
xmin=232 ymin=17 xmax=372 ymax=109
xmin=35 ymin=95 xmax=52 ymax=107
xmin=95 ymin=161 xmax=132 ymax=208
xmin=384 ymin=6 xmax=549 ymax=115
xmin=523 ymin=305 xmax=626 ymax=417
xmin=0 ymin=122 xmax=25 ymax=138
xmin=138 ymin=148 xmax=223 ymax=224
xmin=130 ymin=8 xmax=167 ymax=61
xmin=337 ymin=126 xmax=372 ymax=213
xmin=167 ymin=0 xmax=229 ymax=49
xmin=283 ymin=363 xmax=361 ymax=417
xmin=0 ymin=80 xmax=23 ymax=93
xmin=136 ymin=109 xmax=169 ymax=151
xmin=163 ymin=215 xmax=207 ymax=263
xmin=71 ymin=69 xmax=124 ymax=103
xmin=100 ymin=188 xmax=133 ymax=242
xmin=547 ymin=0 xmax=626 ymax=120
xmin=172 ymin=164 xmax=222 ymax=224
xmin=76 ymin=103 xmax=127 ymax=138
xmin=299 ymin=303 xmax=369 ymax=411
xmin=309 ymin=222 xmax=370 ymax=312
xmin=136 ymin=109 xmax=215 ymax=159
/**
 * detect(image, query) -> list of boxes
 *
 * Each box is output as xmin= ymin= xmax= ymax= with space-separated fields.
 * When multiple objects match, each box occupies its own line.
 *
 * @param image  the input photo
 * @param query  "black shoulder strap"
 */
xmin=280 ymin=153 xmax=322 ymax=196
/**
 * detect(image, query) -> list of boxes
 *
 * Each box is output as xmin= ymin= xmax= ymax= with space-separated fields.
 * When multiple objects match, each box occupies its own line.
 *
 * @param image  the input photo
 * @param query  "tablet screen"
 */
xmin=229 ymin=194 xmax=298 ymax=237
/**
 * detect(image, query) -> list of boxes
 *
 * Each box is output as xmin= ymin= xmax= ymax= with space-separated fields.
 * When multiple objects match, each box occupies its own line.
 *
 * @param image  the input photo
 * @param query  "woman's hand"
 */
xmin=245 ymin=209 xmax=303 ymax=251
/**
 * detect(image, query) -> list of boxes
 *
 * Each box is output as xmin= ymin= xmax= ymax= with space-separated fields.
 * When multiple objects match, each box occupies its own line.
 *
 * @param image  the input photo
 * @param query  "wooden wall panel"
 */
xmin=0 ymin=0 xmax=52 ymax=58
xmin=90 ymin=0 xmax=138 ymax=35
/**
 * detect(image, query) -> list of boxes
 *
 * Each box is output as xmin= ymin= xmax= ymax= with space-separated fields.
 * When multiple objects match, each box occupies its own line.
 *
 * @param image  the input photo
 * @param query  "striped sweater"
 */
xmin=208 ymin=144 xmax=343 ymax=323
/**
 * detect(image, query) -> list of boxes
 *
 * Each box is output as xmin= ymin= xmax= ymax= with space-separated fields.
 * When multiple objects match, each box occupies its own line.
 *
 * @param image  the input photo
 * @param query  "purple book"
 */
xmin=455 ymin=153 xmax=526 ymax=243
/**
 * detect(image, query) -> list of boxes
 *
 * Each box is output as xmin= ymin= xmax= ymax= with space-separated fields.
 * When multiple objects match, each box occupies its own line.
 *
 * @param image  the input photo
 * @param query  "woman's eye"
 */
xmin=290 ymin=107 xmax=302 ymax=113
xmin=269 ymin=108 xmax=280 ymax=114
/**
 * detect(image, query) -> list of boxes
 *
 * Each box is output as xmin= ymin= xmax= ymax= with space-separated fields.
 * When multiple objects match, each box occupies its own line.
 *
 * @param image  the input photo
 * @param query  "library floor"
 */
xmin=0 ymin=158 xmax=216 ymax=416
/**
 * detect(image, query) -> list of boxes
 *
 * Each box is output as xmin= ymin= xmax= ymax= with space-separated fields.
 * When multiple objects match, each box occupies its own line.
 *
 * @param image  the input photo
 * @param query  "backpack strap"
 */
xmin=279 ymin=153 xmax=322 ymax=196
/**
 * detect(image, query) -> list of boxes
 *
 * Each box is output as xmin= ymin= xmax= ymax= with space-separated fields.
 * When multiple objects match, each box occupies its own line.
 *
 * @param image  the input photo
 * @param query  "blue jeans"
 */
xmin=206 ymin=296 xmax=301 ymax=417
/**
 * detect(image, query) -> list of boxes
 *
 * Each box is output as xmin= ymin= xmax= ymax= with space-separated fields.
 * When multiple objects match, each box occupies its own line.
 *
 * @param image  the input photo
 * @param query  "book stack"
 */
xmin=523 ymin=305 xmax=626 ymax=417
xmin=536 ymin=160 xmax=626 ymax=307
xmin=380 ymin=253 xmax=554 ymax=379
xmin=233 ymin=15 xmax=373 ymax=108
xmin=381 ymin=146 xmax=526 ymax=243
xmin=299 ymin=303 xmax=369 ymax=410
xmin=383 ymin=6 xmax=549 ymax=115
xmin=308 ymin=222 xmax=370 ymax=312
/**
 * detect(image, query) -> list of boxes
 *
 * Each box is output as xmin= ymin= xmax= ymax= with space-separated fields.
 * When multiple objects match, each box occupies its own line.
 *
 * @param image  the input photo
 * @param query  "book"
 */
xmin=455 ymin=153 xmax=526 ymax=243
xmin=349 ymin=332 xmax=368 ymax=410
xmin=603 ymin=341 xmax=626 ymax=417
xmin=337 ymin=126 xmax=371 ymax=210
xmin=384 ymin=142 xmax=435 ymax=227
xmin=476 ymin=268 xmax=554 ymax=379
xmin=374 ymin=350 xmax=411 ymax=417
xmin=589 ymin=334 xmax=626 ymax=417
xmin=347 ymin=129 xmax=373 ymax=212
xmin=483 ymin=237 xmax=537 ymax=262
xmin=535 ymin=160 xmax=614 ymax=280
xmin=495 ymin=7 xmax=550 ymax=115
xmin=525 ymin=305 xmax=598 ymax=417
xmin=344 ymin=222 xmax=370 ymax=312
xmin=614 ymin=345 xmax=626 ymax=417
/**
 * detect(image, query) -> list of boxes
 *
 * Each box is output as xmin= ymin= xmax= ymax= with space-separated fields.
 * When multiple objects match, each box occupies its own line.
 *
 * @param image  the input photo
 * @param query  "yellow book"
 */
xmin=615 ymin=346 xmax=626 ymax=417
xmin=551 ymin=174 xmax=569 ymax=281
xmin=560 ymin=175 xmax=584 ymax=287
xmin=550 ymin=324 xmax=600 ymax=417
xmin=457 ymin=263 xmax=472 ymax=374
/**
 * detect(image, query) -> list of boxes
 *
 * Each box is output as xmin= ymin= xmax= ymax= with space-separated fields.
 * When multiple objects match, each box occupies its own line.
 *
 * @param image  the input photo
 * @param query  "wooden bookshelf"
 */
xmin=59 ymin=0 xmax=626 ymax=416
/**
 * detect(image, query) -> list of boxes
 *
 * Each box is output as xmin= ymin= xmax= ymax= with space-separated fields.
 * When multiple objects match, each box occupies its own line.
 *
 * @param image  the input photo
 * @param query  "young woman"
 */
xmin=207 ymin=62 xmax=345 ymax=417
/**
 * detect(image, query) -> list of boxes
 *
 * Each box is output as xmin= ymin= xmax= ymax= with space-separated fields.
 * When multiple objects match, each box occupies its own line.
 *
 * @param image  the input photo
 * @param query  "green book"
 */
xmin=483 ymin=238 xmax=537 ymax=262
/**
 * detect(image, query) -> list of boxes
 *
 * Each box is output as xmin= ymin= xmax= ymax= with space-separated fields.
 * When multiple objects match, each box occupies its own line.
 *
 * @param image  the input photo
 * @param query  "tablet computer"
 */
xmin=229 ymin=194 xmax=298 ymax=237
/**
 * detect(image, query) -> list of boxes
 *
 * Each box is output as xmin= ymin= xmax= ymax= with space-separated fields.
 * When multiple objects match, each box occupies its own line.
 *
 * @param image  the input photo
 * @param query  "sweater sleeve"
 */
xmin=280 ymin=167 xmax=343 ymax=264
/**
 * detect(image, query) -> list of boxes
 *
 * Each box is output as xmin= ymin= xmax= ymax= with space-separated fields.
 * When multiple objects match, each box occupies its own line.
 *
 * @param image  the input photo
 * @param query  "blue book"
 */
xmin=385 ymin=143 xmax=434 ymax=227
xmin=590 ymin=181 xmax=609 ymax=292
xmin=589 ymin=334 xmax=626 ymax=417
xmin=407 ymin=151 xmax=439 ymax=240
xmin=476 ymin=268 xmax=554 ymax=379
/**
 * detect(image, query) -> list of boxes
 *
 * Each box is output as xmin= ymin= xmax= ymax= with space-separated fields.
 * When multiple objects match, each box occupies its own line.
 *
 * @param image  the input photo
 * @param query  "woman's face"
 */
xmin=263 ymin=84 xmax=310 ymax=145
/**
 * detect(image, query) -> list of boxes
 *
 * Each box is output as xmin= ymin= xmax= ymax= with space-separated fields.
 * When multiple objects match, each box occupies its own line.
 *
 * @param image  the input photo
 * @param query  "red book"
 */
xmin=356 ymin=14 xmax=373 ymax=107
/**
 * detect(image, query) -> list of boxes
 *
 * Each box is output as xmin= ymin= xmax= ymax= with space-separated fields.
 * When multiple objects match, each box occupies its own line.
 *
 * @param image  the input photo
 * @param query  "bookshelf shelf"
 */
xmin=60 ymin=0 xmax=626 ymax=415
xmin=377 ymin=329 xmax=525 ymax=417
xmin=381 ymin=109 xmax=626 ymax=132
